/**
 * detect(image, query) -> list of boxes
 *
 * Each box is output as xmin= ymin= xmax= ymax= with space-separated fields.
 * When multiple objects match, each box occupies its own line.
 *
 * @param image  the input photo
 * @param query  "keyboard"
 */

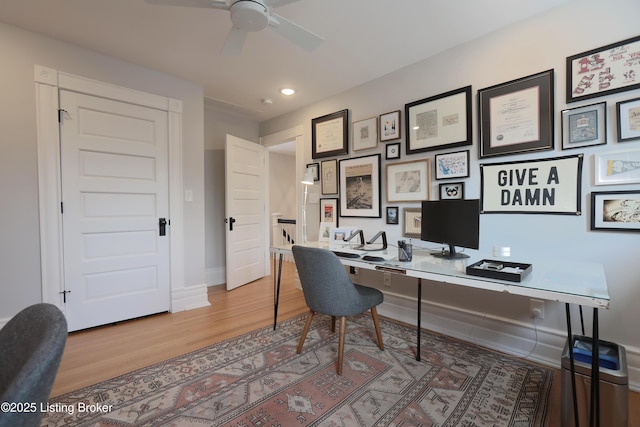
xmin=332 ymin=251 xmax=361 ymax=258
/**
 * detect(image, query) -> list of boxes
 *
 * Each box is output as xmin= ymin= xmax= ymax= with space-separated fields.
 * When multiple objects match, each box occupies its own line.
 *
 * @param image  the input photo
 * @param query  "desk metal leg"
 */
xmin=591 ymin=308 xmax=600 ymax=427
xmin=566 ymin=303 xmax=580 ymax=427
xmin=416 ymin=278 xmax=422 ymax=362
xmin=566 ymin=305 xmax=601 ymax=427
xmin=273 ymin=253 xmax=283 ymax=330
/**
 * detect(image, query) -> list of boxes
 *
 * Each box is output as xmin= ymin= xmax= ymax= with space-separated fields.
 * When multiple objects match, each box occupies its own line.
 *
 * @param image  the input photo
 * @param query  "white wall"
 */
xmin=0 ymin=22 xmax=205 ymax=317
xmin=260 ymin=0 xmax=640 ymax=387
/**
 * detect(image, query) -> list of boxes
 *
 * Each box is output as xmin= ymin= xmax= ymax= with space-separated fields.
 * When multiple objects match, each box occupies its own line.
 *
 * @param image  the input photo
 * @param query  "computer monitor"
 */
xmin=420 ymin=199 xmax=480 ymax=259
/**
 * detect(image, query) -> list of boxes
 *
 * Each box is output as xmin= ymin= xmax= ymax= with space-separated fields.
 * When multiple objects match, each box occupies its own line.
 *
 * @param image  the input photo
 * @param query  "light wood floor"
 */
xmin=51 ymin=261 xmax=638 ymax=426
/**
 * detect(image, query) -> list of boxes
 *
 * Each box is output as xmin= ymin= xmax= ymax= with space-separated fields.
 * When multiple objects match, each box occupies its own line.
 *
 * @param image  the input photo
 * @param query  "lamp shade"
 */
xmin=301 ymin=168 xmax=314 ymax=185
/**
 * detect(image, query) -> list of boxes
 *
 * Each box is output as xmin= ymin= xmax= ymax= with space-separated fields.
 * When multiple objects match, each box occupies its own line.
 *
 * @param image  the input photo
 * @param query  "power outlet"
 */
xmin=383 ymin=272 xmax=392 ymax=287
xmin=529 ymin=299 xmax=545 ymax=319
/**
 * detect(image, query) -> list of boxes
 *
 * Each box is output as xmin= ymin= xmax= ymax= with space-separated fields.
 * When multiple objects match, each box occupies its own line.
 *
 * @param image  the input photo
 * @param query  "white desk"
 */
xmin=270 ymin=241 xmax=610 ymax=427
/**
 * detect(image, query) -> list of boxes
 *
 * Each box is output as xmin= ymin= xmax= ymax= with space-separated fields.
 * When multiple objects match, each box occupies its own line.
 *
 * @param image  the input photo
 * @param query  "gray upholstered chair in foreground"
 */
xmin=0 ymin=303 xmax=67 ymax=427
xmin=292 ymin=245 xmax=384 ymax=375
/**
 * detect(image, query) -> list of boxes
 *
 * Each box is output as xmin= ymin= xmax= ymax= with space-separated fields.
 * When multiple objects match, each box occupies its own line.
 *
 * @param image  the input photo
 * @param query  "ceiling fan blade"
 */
xmin=268 ymin=0 xmax=302 ymax=8
xmin=269 ymin=13 xmax=324 ymax=52
xmin=221 ymin=27 xmax=248 ymax=56
xmin=144 ymin=0 xmax=230 ymax=9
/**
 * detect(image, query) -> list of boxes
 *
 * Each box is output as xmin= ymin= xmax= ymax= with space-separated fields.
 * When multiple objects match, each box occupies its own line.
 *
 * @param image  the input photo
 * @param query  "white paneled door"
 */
xmin=60 ymin=90 xmax=170 ymax=331
xmin=225 ymin=135 xmax=266 ymax=290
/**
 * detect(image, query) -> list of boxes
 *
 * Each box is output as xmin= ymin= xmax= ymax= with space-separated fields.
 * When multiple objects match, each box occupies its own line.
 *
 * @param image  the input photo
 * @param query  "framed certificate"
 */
xmin=312 ymin=109 xmax=349 ymax=159
xmin=478 ymin=70 xmax=554 ymax=158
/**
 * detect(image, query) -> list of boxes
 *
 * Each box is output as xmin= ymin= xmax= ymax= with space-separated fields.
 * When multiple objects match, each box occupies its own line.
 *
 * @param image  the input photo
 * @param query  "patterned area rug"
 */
xmin=42 ymin=314 xmax=552 ymax=426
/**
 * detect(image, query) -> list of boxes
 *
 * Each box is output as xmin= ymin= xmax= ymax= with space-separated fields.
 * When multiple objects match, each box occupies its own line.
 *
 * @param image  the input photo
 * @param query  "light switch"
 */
xmin=184 ymin=189 xmax=193 ymax=202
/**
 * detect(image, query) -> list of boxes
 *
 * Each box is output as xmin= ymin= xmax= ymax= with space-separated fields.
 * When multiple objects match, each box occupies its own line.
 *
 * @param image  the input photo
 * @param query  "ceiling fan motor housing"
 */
xmin=230 ymin=0 xmax=269 ymax=32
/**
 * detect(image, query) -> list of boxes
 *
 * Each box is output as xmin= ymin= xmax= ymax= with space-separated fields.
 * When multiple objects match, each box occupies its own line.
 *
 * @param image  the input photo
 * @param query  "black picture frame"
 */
xmin=306 ymin=162 xmax=320 ymax=181
xmin=561 ymin=102 xmax=607 ymax=150
xmin=591 ymin=190 xmax=640 ymax=232
xmin=385 ymin=142 xmax=401 ymax=160
xmin=566 ymin=35 xmax=640 ymax=103
xmin=386 ymin=206 xmax=399 ymax=224
xmin=405 ymin=86 xmax=472 ymax=155
xmin=439 ymin=182 xmax=465 ymax=200
xmin=478 ymin=69 xmax=554 ymax=158
xmin=616 ymin=97 xmax=640 ymax=142
xmin=312 ymin=109 xmax=349 ymax=159
xmin=434 ymin=150 xmax=470 ymax=180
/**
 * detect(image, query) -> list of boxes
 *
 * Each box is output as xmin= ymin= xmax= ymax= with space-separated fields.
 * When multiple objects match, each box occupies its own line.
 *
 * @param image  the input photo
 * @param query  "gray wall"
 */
xmin=261 ymin=0 xmax=640 ymax=379
xmin=0 ymin=22 xmax=205 ymax=318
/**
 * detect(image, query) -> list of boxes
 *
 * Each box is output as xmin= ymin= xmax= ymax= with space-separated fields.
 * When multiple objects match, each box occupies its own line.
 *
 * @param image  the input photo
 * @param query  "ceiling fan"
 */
xmin=145 ymin=0 xmax=324 ymax=55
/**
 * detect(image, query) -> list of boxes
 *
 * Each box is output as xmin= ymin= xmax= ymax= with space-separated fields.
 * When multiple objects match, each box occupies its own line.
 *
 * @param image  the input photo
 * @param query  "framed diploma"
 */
xmin=405 ymin=86 xmax=472 ymax=155
xmin=478 ymin=70 xmax=554 ymax=158
xmin=312 ymin=109 xmax=349 ymax=159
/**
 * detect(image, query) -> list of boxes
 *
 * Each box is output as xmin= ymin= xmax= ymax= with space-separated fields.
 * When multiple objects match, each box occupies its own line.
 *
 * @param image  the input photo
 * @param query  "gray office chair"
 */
xmin=292 ymin=245 xmax=384 ymax=375
xmin=0 ymin=303 xmax=68 ymax=427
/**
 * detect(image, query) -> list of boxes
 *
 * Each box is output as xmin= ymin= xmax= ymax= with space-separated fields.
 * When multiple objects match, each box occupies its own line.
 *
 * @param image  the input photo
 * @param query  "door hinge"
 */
xmin=60 ymin=202 xmax=64 ymax=214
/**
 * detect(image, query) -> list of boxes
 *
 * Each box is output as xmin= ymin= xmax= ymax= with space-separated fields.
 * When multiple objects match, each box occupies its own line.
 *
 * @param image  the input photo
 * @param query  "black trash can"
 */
xmin=561 ymin=335 xmax=628 ymax=427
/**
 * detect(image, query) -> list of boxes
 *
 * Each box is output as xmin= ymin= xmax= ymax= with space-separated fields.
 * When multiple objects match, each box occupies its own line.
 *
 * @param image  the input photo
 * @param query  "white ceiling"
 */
xmin=1 ymin=0 xmax=567 ymax=121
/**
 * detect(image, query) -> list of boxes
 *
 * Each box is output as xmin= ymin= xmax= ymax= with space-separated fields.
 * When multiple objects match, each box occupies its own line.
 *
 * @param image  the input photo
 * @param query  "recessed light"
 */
xmin=280 ymin=88 xmax=296 ymax=96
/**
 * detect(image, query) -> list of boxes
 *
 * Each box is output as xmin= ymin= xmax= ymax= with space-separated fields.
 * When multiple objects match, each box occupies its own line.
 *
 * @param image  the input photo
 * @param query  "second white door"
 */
xmin=225 ymin=135 xmax=266 ymax=290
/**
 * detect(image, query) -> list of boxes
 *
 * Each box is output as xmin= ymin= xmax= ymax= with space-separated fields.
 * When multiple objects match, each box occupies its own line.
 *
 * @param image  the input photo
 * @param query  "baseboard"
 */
xmin=171 ymin=283 xmax=211 ymax=312
xmin=378 ymin=291 xmax=640 ymax=392
xmin=205 ymin=267 xmax=225 ymax=286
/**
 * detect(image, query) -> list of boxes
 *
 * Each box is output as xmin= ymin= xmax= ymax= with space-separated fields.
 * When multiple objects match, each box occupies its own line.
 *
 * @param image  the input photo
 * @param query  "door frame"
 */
xmin=34 ymin=65 xmax=190 ymax=313
xmin=261 ymin=125 xmax=304 ymax=268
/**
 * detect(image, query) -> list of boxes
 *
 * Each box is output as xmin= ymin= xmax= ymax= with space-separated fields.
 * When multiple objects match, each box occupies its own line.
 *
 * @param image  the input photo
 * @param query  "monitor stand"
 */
xmin=432 ymin=244 xmax=469 ymax=259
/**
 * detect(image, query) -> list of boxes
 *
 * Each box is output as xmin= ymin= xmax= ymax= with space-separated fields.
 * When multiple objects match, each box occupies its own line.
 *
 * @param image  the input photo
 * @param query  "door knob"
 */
xmin=159 ymin=218 xmax=167 ymax=236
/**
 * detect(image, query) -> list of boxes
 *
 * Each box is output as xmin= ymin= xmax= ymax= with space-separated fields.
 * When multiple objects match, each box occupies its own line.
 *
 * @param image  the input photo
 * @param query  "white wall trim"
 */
xmin=34 ymin=65 xmax=207 ymax=317
xmin=378 ymin=290 xmax=640 ymax=391
xmin=171 ymin=284 xmax=210 ymax=311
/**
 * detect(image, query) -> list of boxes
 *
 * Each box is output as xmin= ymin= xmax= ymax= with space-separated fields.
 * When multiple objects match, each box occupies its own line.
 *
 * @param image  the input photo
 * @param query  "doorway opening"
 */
xmin=267 ymin=140 xmax=297 ymax=249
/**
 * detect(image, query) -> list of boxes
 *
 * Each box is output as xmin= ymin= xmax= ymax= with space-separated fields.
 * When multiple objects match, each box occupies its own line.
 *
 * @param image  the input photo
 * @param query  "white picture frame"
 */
xmin=386 ymin=159 xmax=430 ymax=203
xmin=352 ymin=117 xmax=378 ymax=151
xmin=594 ymin=149 xmax=640 ymax=185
